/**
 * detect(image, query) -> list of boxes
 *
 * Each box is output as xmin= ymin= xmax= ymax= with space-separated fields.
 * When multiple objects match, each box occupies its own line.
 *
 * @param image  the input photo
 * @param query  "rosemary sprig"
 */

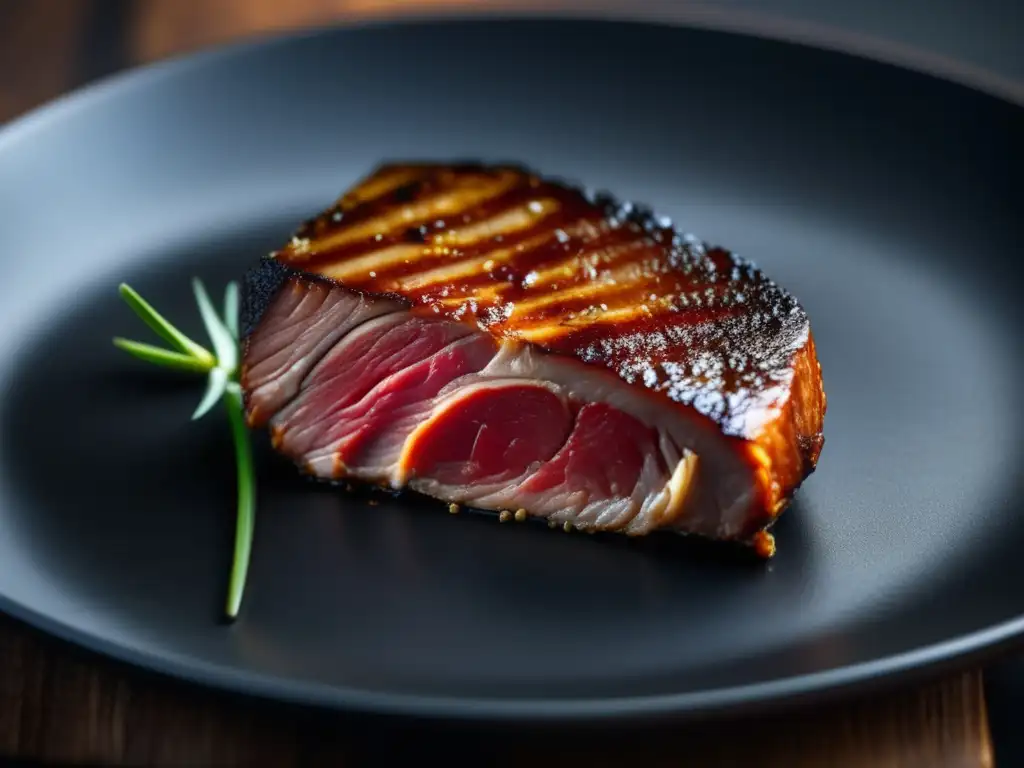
xmin=113 ymin=279 xmax=255 ymax=621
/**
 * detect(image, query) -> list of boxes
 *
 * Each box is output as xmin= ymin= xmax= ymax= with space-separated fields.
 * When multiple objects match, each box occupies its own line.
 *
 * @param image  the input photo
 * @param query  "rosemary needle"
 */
xmin=114 ymin=279 xmax=256 ymax=621
xmin=117 ymin=283 xmax=215 ymax=367
xmin=112 ymin=337 xmax=213 ymax=374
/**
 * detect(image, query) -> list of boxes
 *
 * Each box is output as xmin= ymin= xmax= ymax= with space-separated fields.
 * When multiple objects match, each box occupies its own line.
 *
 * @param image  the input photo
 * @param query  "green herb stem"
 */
xmin=224 ymin=383 xmax=256 ymax=620
xmin=118 ymin=283 xmax=215 ymax=367
xmin=113 ymin=337 xmax=214 ymax=374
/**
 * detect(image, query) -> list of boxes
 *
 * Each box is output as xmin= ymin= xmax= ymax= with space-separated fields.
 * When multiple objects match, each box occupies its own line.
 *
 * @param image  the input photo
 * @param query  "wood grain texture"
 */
xmin=0 ymin=614 xmax=995 ymax=767
xmin=0 ymin=0 xmax=90 ymax=124
xmin=0 ymin=1 xmax=999 ymax=766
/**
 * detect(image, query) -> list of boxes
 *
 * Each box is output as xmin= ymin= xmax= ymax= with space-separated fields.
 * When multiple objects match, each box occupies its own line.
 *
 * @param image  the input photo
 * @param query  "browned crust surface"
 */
xmin=261 ymin=162 xmax=826 ymax=522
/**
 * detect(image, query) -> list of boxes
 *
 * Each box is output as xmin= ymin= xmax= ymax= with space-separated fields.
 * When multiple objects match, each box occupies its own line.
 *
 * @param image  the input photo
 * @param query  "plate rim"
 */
xmin=2 ymin=5 xmax=1021 ymax=151
xmin=3 ymin=587 xmax=1024 ymax=723
xmin=1 ymin=14 xmax=1023 ymax=723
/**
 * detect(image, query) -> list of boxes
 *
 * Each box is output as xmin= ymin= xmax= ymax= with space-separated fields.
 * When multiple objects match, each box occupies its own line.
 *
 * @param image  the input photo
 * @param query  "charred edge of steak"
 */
xmin=241 ymin=255 xmax=294 ymax=340
xmin=240 ymin=254 xmax=382 ymax=340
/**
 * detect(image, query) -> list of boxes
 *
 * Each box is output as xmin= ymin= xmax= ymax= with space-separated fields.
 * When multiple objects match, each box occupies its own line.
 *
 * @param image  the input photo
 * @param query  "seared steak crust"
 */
xmin=241 ymin=163 xmax=826 ymax=550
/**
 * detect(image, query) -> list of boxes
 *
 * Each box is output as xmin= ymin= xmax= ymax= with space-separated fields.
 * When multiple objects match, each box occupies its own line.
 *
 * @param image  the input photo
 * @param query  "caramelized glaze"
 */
xmin=273 ymin=163 xmax=813 ymax=441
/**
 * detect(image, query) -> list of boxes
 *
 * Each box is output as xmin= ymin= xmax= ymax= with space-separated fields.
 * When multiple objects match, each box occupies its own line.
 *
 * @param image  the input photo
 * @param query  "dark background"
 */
xmin=695 ymin=0 xmax=1022 ymax=85
xmin=3 ymin=0 xmax=1023 ymax=121
xmin=1 ymin=0 xmax=1021 ymax=763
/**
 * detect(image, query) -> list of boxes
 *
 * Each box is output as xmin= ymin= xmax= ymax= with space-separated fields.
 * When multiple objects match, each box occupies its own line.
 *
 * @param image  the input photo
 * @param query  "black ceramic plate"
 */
xmin=0 ymin=17 xmax=1021 ymax=724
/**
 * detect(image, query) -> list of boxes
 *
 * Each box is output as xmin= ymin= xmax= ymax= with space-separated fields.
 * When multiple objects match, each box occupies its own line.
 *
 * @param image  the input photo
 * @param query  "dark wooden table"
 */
xmin=0 ymin=1 xmax=1005 ymax=765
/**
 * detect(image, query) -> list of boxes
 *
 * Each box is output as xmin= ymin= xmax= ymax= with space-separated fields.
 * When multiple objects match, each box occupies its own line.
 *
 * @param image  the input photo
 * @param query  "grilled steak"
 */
xmin=240 ymin=162 xmax=826 ymax=555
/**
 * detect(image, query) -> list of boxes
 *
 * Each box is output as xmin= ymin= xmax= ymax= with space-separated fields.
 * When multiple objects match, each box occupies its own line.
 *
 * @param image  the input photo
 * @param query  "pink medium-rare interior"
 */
xmin=243 ymin=277 xmax=759 ymax=539
xmin=243 ymin=280 xmax=403 ymax=424
xmin=399 ymin=381 xmax=574 ymax=488
xmin=267 ymin=313 xmax=495 ymax=476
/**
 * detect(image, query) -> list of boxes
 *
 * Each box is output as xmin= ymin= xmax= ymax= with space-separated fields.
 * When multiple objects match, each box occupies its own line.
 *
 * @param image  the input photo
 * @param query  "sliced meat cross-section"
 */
xmin=240 ymin=162 xmax=827 ymax=554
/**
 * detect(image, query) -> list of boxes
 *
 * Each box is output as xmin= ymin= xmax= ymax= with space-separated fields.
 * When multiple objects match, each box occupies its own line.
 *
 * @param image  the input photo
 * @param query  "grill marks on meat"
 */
xmin=241 ymin=162 xmax=826 ymax=548
xmin=276 ymin=164 xmax=819 ymax=444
